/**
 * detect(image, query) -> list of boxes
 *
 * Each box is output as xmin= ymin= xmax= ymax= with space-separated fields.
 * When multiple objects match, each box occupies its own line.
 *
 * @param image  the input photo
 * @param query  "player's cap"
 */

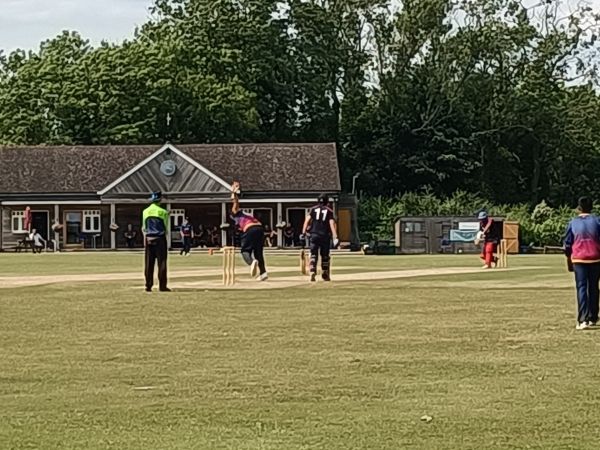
xmin=477 ymin=211 xmax=488 ymax=220
xmin=318 ymin=193 xmax=329 ymax=205
xmin=150 ymin=191 xmax=162 ymax=202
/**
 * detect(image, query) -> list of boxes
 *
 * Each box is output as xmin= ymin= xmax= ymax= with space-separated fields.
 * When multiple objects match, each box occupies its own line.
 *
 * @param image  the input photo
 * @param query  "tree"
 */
xmin=2 ymin=0 xmax=600 ymax=209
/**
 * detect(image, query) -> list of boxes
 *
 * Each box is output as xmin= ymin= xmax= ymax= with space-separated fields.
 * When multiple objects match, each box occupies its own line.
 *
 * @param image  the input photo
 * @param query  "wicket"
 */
xmin=300 ymin=249 xmax=309 ymax=275
xmin=222 ymin=246 xmax=236 ymax=286
xmin=496 ymin=239 xmax=508 ymax=268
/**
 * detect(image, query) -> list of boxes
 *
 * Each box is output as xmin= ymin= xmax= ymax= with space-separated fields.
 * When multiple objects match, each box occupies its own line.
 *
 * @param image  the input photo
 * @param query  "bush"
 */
xmin=358 ymin=192 xmax=576 ymax=247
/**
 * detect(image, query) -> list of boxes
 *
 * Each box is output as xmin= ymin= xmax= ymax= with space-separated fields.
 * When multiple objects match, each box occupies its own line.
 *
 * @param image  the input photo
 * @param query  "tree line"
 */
xmin=359 ymin=191 xmax=575 ymax=246
xmin=1 ymin=0 xmax=600 ymax=206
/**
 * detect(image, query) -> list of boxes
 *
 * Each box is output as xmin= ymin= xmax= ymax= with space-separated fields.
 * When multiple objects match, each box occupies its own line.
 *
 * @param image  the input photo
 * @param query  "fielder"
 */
xmin=564 ymin=196 xmax=600 ymax=330
xmin=302 ymin=194 xmax=339 ymax=282
xmin=230 ymin=181 xmax=268 ymax=281
xmin=179 ymin=217 xmax=194 ymax=256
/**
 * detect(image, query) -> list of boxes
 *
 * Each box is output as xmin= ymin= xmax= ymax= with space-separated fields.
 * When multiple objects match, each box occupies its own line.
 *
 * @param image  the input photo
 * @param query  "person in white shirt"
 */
xmin=29 ymin=228 xmax=46 ymax=254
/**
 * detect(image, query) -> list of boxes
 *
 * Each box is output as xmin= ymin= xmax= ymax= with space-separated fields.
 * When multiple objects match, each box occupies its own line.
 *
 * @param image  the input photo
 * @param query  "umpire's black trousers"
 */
xmin=145 ymin=236 xmax=168 ymax=290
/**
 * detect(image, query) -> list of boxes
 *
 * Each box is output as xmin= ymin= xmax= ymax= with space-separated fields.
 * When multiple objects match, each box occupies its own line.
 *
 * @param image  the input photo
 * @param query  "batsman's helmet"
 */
xmin=477 ymin=211 xmax=488 ymax=220
xmin=318 ymin=193 xmax=329 ymax=205
xmin=150 ymin=191 xmax=162 ymax=202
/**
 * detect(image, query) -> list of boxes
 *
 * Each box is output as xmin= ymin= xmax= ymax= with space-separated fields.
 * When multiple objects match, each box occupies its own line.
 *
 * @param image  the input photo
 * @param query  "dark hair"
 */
xmin=318 ymin=193 xmax=329 ymax=205
xmin=578 ymin=196 xmax=593 ymax=213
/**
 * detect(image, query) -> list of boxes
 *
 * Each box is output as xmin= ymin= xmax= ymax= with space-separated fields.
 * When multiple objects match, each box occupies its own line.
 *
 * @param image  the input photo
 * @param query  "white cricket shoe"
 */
xmin=482 ymin=264 xmax=491 ymax=269
xmin=250 ymin=260 xmax=259 ymax=277
xmin=257 ymin=273 xmax=268 ymax=281
xmin=576 ymin=322 xmax=590 ymax=330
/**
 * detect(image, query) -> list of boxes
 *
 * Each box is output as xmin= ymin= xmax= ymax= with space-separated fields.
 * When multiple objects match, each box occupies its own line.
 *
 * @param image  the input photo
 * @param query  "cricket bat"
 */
xmin=300 ymin=249 xmax=308 ymax=275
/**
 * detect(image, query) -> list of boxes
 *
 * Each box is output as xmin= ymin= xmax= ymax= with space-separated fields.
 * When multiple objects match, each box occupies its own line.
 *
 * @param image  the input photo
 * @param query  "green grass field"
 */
xmin=1 ymin=252 xmax=598 ymax=449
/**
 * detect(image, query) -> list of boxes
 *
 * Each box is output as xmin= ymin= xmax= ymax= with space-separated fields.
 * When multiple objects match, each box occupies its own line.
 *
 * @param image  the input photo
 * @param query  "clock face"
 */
xmin=160 ymin=159 xmax=177 ymax=177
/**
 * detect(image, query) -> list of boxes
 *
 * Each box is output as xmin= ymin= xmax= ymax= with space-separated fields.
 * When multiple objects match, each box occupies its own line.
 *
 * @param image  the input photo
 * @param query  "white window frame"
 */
xmin=82 ymin=210 xmax=102 ymax=233
xmin=11 ymin=211 xmax=27 ymax=233
xmin=170 ymin=209 xmax=186 ymax=229
xmin=403 ymin=221 xmax=423 ymax=234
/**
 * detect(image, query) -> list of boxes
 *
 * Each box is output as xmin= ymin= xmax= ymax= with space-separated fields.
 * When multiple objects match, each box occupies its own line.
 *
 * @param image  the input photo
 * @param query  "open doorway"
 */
xmin=287 ymin=208 xmax=309 ymax=238
xmin=64 ymin=211 xmax=83 ymax=245
xmin=31 ymin=211 xmax=49 ymax=240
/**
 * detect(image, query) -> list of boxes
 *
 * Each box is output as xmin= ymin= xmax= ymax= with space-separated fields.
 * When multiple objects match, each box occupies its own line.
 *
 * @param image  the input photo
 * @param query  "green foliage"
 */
xmin=1 ymin=0 xmax=600 ymax=209
xmin=359 ymin=192 xmax=576 ymax=246
xmin=359 ymin=190 xmax=488 ymax=241
xmin=529 ymin=204 xmax=575 ymax=247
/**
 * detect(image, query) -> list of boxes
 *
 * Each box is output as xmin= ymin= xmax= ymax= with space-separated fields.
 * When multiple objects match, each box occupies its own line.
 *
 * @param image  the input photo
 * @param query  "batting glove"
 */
xmin=299 ymin=234 xmax=306 ymax=247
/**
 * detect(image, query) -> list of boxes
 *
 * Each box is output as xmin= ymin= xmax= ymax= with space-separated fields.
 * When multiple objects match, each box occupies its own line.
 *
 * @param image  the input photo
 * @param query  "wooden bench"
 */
xmin=16 ymin=239 xmax=34 ymax=253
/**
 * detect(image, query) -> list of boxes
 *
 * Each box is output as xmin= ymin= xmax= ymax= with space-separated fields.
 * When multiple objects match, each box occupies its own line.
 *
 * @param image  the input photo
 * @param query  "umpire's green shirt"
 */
xmin=142 ymin=203 xmax=169 ymax=237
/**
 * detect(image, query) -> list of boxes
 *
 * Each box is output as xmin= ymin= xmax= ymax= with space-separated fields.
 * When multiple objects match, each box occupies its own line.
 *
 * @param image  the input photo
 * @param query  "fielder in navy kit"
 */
xmin=179 ymin=217 xmax=194 ymax=256
xmin=302 ymin=194 xmax=339 ymax=282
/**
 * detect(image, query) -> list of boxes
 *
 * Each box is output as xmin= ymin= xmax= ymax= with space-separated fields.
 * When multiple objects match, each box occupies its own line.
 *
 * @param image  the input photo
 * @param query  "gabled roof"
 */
xmin=0 ymin=143 xmax=340 ymax=195
xmin=98 ymin=144 xmax=231 ymax=196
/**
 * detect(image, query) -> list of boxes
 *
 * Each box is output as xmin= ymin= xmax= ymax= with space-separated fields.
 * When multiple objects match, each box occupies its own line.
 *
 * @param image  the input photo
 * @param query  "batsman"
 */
xmin=302 ymin=194 xmax=339 ymax=282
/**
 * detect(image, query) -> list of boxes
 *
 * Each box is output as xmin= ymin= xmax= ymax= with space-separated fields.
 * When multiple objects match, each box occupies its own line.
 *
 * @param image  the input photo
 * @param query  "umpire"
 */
xmin=142 ymin=191 xmax=170 ymax=292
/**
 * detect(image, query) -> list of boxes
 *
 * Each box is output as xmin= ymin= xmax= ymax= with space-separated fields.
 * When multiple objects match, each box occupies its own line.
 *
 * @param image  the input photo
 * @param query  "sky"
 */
xmin=1 ymin=0 xmax=600 ymax=54
xmin=0 ymin=0 xmax=154 ymax=53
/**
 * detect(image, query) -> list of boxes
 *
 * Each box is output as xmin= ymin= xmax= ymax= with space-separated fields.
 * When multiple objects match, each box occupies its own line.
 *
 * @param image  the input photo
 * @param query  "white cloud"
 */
xmin=0 ymin=0 xmax=153 ymax=53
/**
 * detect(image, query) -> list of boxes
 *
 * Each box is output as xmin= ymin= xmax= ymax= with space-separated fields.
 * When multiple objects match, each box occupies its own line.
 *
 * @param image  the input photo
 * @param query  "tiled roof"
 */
xmin=0 ymin=143 xmax=340 ymax=194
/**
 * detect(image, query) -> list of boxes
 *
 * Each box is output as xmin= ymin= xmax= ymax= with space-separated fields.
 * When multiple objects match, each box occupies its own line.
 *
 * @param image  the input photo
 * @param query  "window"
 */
xmin=65 ymin=212 xmax=83 ymax=244
xmin=242 ymin=208 xmax=272 ymax=228
xmin=286 ymin=208 xmax=311 ymax=222
xmin=11 ymin=211 xmax=27 ymax=233
xmin=170 ymin=209 xmax=185 ymax=229
xmin=403 ymin=222 xmax=423 ymax=233
xmin=82 ymin=210 xmax=101 ymax=233
xmin=286 ymin=208 xmax=311 ymax=235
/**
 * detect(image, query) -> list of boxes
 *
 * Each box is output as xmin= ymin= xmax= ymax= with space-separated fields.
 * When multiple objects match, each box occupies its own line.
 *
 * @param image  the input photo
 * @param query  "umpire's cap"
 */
xmin=318 ymin=193 xmax=329 ymax=205
xmin=150 ymin=191 xmax=162 ymax=202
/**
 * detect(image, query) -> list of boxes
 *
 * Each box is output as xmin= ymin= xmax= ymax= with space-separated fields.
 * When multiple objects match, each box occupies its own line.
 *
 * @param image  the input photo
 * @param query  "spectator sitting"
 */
xmin=29 ymin=228 xmax=46 ymax=254
xmin=283 ymin=224 xmax=294 ymax=247
xmin=124 ymin=224 xmax=137 ymax=249
xmin=195 ymin=225 xmax=208 ymax=248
